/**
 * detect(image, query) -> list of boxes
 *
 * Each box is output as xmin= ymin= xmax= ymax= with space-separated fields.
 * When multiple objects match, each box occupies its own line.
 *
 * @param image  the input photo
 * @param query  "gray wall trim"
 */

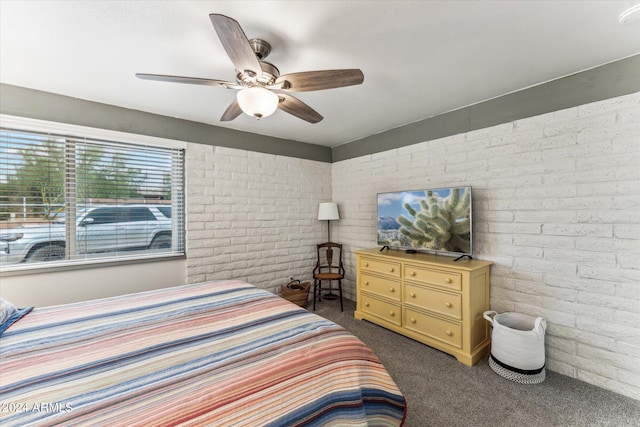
xmin=2 ymin=54 xmax=638 ymax=164
xmin=0 ymin=83 xmax=332 ymax=163
xmin=332 ymin=54 xmax=640 ymax=162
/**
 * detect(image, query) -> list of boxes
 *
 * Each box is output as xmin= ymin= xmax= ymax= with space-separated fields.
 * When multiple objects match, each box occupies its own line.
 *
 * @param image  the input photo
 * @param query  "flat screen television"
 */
xmin=377 ymin=186 xmax=473 ymax=259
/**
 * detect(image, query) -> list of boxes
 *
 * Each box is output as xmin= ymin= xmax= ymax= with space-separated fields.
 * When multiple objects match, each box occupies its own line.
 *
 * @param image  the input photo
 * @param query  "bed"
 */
xmin=0 ymin=280 xmax=406 ymax=426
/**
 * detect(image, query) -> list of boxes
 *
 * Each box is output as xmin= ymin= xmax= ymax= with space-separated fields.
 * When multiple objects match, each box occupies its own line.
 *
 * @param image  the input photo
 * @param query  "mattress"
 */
xmin=0 ymin=280 xmax=406 ymax=426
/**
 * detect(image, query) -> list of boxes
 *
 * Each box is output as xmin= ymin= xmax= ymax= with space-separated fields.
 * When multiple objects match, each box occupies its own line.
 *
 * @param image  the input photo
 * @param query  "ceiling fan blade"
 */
xmin=274 ymin=69 xmax=364 ymax=92
xmin=209 ymin=14 xmax=262 ymax=78
xmin=277 ymin=93 xmax=323 ymax=123
xmin=136 ymin=73 xmax=238 ymax=88
xmin=220 ymin=98 xmax=243 ymax=122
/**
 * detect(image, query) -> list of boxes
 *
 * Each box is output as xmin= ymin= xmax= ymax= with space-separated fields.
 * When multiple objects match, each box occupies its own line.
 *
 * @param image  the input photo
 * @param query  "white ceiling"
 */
xmin=1 ymin=1 xmax=639 ymax=148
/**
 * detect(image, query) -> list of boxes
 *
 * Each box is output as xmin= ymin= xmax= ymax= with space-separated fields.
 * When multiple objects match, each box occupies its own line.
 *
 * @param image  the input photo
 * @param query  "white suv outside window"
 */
xmin=0 ymin=205 xmax=172 ymax=265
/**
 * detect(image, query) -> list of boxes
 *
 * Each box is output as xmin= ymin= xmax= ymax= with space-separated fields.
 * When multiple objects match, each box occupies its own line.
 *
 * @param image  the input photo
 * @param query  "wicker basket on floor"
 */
xmin=483 ymin=310 xmax=547 ymax=384
xmin=281 ymin=280 xmax=310 ymax=308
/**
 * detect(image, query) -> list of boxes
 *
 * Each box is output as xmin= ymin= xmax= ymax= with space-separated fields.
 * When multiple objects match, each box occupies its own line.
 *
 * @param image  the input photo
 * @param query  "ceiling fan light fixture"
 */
xmin=237 ymin=87 xmax=279 ymax=119
xmin=619 ymin=4 xmax=640 ymax=24
xmin=138 ymin=15 xmax=363 ymax=124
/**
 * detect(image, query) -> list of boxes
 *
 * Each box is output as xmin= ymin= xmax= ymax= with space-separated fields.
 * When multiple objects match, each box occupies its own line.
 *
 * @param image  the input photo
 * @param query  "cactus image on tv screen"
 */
xmin=377 ymin=187 xmax=472 ymax=256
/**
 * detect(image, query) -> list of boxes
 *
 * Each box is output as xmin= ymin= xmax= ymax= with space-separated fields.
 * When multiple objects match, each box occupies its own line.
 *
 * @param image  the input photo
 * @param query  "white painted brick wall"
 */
xmin=332 ymin=92 xmax=640 ymax=400
xmin=185 ymin=145 xmax=332 ymax=296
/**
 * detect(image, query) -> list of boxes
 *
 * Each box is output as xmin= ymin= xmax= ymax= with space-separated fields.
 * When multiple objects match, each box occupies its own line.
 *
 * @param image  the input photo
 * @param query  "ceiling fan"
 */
xmin=136 ymin=14 xmax=364 ymax=124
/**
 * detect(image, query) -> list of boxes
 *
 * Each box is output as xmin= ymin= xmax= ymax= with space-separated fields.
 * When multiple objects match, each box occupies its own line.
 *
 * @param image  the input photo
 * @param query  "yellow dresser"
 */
xmin=354 ymin=248 xmax=492 ymax=366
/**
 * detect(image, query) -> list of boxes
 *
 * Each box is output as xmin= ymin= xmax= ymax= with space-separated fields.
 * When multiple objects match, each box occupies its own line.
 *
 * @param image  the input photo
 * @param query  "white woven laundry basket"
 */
xmin=483 ymin=311 xmax=546 ymax=384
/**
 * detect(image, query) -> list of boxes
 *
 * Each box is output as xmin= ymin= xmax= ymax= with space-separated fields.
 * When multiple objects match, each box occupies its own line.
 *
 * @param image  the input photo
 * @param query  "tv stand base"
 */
xmin=355 ymin=248 xmax=492 ymax=366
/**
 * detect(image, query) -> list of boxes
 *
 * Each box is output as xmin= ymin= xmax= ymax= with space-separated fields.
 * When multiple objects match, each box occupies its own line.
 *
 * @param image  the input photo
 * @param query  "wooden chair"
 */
xmin=313 ymin=242 xmax=345 ymax=312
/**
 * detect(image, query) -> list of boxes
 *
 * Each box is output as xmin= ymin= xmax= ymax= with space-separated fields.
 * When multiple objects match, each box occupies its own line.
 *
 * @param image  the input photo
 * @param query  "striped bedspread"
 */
xmin=0 ymin=280 xmax=406 ymax=426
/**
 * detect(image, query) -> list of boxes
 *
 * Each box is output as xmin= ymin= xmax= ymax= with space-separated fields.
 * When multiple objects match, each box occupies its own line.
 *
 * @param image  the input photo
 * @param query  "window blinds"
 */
xmin=0 ymin=127 xmax=184 ymax=268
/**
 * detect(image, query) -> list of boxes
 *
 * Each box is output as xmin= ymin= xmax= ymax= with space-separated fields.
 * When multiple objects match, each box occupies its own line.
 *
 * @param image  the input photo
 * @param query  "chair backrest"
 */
xmin=314 ymin=242 xmax=344 ymax=276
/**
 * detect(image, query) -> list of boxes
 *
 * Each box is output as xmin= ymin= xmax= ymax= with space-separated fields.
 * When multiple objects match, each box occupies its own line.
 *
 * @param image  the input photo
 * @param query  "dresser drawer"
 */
xmin=360 ymin=294 xmax=401 ymax=326
xmin=404 ymin=283 xmax=462 ymax=320
xmin=360 ymin=257 xmax=401 ymax=278
xmin=360 ymin=272 xmax=401 ymax=301
xmin=403 ymin=265 xmax=461 ymax=291
xmin=404 ymin=308 xmax=462 ymax=348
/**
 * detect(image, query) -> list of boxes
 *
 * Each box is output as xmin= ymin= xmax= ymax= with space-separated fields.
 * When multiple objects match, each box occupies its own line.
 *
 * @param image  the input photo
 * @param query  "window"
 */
xmin=156 ymin=206 xmax=172 ymax=219
xmin=0 ymin=125 xmax=185 ymax=271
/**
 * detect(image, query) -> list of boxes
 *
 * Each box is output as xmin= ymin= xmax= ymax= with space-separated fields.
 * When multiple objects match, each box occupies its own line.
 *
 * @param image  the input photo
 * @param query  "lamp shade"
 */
xmin=237 ymin=87 xmax=279 ymax=119
xmin=318 ymin=202 xmax=339 ymax=221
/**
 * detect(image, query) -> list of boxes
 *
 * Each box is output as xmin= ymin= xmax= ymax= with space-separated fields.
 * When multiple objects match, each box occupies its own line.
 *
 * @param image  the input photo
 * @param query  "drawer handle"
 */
xmin=445 ymin=302 xmax=452 ymax=308
xmin=445 ymin=278 xmax=452 ymax=283
xmin=364 ymin=262 xmax=369 ymax=267
xmin=389 ymin=311 xmax=395 ymax=317
xmin=364 ymin=281 xmax=369 ymax=286
xmin=445 ymin=330 xmax=453 ymax=336
xmin=364 ymin=302 xmax=370 ymax=307
xmin=410 ymin=317 xmax=416 ymax=324
xmin=389 ymin=268 xmax=395 ymax=273
xmin=389 ymin=287 xmax=395 ymax=292
xmin=409 ymin=292 xmax=416 ymax=298
xmin=410 ymin=271 xmax=416 ymax=276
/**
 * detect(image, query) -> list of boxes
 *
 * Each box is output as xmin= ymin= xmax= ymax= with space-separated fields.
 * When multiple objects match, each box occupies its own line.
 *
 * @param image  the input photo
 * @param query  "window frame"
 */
xmin=0 ymin=115 xmax=186 ymax=277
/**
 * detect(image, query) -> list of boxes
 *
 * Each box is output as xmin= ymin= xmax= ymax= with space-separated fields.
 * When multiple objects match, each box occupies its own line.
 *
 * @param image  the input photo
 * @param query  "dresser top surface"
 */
xmin=356 ymin=247 xmax=493 ymax=270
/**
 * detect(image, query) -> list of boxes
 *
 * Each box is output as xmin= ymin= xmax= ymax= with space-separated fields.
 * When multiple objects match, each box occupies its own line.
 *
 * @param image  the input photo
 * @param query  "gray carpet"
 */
xmin=312 ymin=299 xmax=640 ymax=427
